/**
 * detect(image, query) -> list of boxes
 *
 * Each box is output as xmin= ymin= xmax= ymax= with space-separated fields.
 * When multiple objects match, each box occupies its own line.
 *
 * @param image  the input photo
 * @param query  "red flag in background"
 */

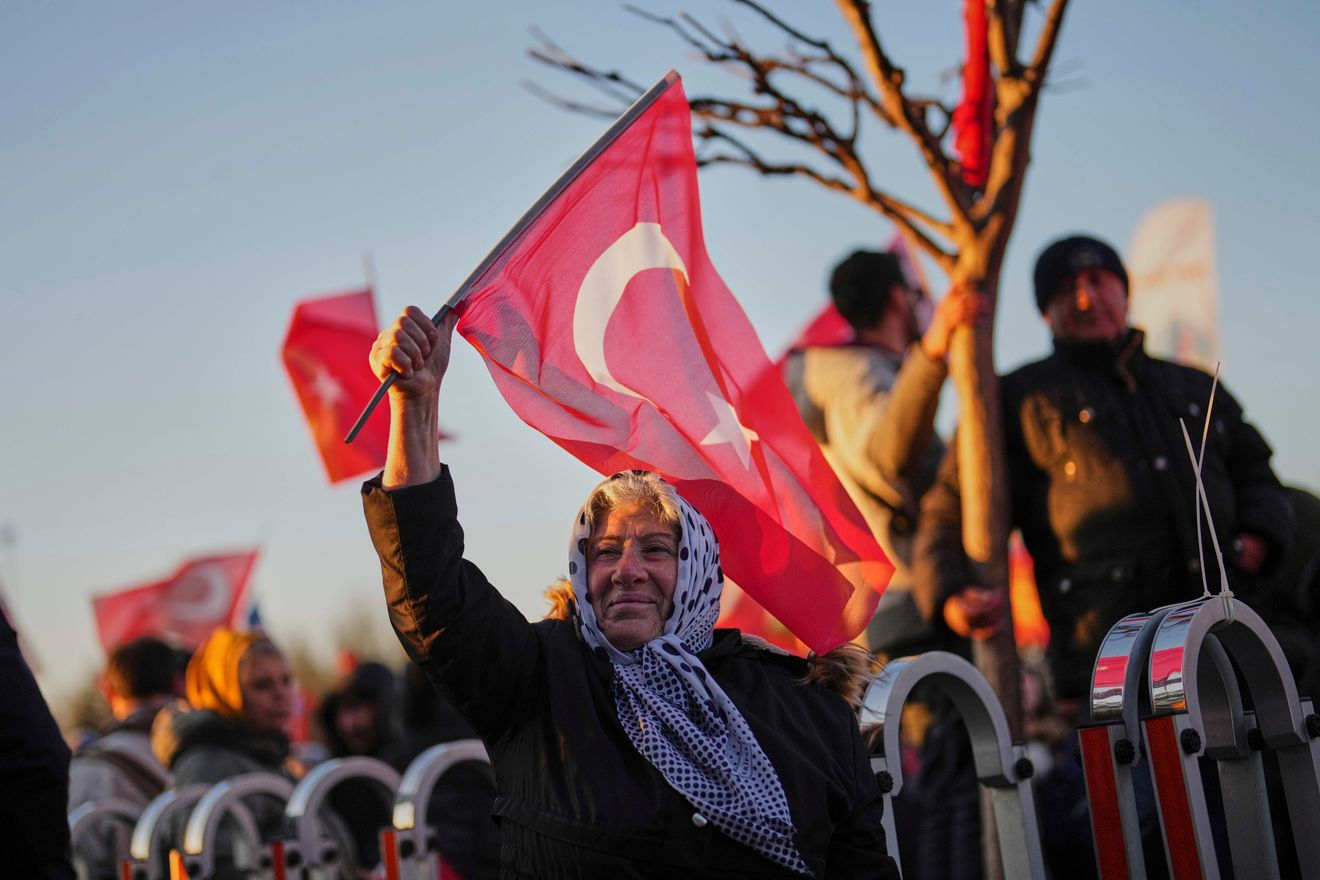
xmin=453 ymin=75 xmax=893 ymax=654
xmin=283 ymin=288 xmax=390 ymax=484
xmin=952 ymin=0 xmax=994 ymax=187
xmin=92 ymin=551 xmax=258 ymax=651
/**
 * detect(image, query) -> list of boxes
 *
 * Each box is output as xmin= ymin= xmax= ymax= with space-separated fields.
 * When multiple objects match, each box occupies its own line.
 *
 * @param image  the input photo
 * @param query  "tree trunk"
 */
xmin=948 ymin=250 xmax=1019 ymax=880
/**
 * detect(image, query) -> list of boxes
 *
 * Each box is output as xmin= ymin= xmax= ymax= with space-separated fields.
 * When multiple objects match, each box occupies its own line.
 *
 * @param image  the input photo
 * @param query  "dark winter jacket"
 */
xmin=153 ymin=706 xmax=291 ymax=786
xmin=0 ymin=611 xmax=74 ymax=880
xmin=363 ymin=468 xmax=898 ymax=879
xmin=914 ymin=330 xmax=1293 ymax=699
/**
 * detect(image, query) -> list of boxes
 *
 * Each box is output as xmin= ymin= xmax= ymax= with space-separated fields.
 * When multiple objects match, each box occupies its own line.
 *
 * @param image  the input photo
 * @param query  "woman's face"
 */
xmin=587 ymin=501 xmax=679 ymax=651
xmin=239 ymin=648 xmax=293 ymax=735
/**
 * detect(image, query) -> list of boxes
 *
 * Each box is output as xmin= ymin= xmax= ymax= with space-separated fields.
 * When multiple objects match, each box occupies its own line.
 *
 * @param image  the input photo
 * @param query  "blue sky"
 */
xmin=4 ymin=1 xmax=1318 ymax=700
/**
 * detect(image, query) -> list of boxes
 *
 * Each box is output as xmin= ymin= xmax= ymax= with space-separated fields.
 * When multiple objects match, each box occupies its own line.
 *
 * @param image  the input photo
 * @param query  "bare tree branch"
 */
xmin=697 ymin=125 xmax=955 ymax=269
xmin=988 ymin=0 xmax=1026 ymax=75
xmin=973 ymin=0 xmax=1069 ymax=228
xmin=528 ymin=28 xmax=645 ymax=105
xmin=521 ymin=80 xmax=622 ymax=121
xmin=1027 ymin=0 xmax=1070 ymax=91
xmin=834 ymin=0 xmax=968 ymax=226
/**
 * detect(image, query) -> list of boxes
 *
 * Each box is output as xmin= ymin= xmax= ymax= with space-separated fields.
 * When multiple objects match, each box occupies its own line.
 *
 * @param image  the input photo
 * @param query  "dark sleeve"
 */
xmin=0 ymin=615 xmax=75 ymax=880
xmin=1219 ymin=386 xmax=1294 ymax=572
xmin=912 ymin=436 xmax=973 ymax=622
xmin=825 ymin=701 xmax=901 ymax=879
xmin=362 ymin=466 xmax=543 ymax=742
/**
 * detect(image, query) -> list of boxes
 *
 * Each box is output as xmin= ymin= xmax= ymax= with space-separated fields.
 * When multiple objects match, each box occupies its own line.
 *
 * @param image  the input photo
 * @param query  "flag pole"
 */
xmin=344 ymin=70 xmax=682 ymax=444
xmin=363 ymin=251 xmax=377 ymax=295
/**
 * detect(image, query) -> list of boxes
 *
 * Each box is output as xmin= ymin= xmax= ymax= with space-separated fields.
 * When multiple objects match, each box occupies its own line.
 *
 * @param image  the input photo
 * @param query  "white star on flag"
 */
xmin=699 ymin=391 xmax=759 ymax=470
xmin=307 ymin=363 xmax=347 ymax=410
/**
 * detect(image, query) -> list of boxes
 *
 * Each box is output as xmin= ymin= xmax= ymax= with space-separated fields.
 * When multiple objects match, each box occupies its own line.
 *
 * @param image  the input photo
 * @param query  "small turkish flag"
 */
xmin=452 ymin=74 xmax=892 ymax=654
xmin=282 ymin=288 xmax=390 ymax=484
xmin=91 ymin=551 xmax=259 ymax=651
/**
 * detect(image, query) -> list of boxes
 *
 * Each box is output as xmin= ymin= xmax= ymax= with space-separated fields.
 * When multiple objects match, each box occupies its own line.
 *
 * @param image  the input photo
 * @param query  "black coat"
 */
xmin=0 ymin=612 xmax=74 ymax=880
xmin=363 ymin=468 xmax=897 ymax=879
xmin=915 ymin=330 xmax=1294 ymax=699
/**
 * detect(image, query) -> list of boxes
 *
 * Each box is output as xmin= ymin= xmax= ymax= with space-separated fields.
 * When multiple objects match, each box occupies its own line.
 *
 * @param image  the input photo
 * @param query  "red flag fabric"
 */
xmin=952 ymin=0 xmax=994 ymax=188
xmin=717 ymin=581 xmax=808 ymax=655
xmin=453 ymin=76 xmax=893 ymax=654
xmin=92 ymin=551 xmax=259 ymax=651
xmin=282 ymin=288 xmax=390 ymax=484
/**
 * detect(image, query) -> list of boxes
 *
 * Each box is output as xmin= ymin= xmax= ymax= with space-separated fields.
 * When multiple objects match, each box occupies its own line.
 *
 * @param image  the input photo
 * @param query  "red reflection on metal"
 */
xmin=1080 ymin=726 xmax=1130 ymax=879
xmin=1149 ymin=646 xmax=1187 ymax=700
xmin=1093 ymin=654 xmax=1129 ymax=691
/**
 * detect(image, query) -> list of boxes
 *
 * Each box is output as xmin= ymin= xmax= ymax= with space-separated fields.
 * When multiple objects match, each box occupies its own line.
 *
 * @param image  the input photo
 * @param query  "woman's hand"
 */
xmin=370 ymin=305 xmax=457 ymax=401
xmin=374 ymin=306 xmax=457 ymax=488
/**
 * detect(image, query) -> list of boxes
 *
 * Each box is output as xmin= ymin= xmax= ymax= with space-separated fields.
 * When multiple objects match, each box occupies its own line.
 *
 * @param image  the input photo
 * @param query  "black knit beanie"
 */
xmin=1032 ymin=235 xmax=1128 ymax=313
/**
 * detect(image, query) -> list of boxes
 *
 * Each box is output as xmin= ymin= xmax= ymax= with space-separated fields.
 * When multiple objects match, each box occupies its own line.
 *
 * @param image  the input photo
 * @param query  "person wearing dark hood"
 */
xmin=360 ymin=305 xmax=897 ymax=878
xmin=68 ymin=636 xmax=179 ymax=878
xmin=316 ymin=662 xmax=409 ymax=873
xmin=317 ymin=661 xmax=403 ymax=764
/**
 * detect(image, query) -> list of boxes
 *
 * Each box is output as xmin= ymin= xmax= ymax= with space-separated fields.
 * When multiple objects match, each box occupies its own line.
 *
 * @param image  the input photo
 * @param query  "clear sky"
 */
xmin=4 ymin=1 xmax=1319 ymax=703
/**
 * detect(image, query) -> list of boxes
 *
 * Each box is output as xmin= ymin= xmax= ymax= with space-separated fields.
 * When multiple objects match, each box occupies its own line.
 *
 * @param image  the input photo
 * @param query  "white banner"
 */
xmin=1126 ymin=198 xmax=1221 ymax=372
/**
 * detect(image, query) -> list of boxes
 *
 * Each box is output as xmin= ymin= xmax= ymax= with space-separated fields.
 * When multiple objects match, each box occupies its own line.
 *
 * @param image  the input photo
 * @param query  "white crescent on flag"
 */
xmin=571 ymin=222 xmax=759 ymax=470
xmin=573 ymin=222 xmax=688 ymax=399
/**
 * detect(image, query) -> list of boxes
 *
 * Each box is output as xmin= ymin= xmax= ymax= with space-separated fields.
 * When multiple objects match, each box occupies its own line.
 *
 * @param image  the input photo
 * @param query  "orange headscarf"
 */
xmin=185 ymin=627 xmax=265 ymax=719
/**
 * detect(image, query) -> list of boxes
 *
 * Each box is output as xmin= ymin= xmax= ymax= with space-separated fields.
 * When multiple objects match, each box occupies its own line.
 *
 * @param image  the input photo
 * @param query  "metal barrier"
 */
xmin=68 ymin=796 xmax=143 ymax=878
xmin=381 ymin=739 xmax=491 ymax=880
xmin=123 ymin=785 xmax=209 ymax=880
xmin=281 ymin=756 xmax=402 ymax=878
xmin=175 ymin=772 xmax=295 ymax=879
xmin=1142 ymin=595 xmax=1320 ymax=879
xmin=1081 ymin=600 xmax=1196 ymax=878
xmin=860 ymin=650 xmax=1045 ymax=879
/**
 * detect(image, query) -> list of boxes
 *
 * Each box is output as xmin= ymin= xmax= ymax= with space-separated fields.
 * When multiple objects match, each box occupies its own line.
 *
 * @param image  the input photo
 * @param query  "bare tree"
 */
xmin=530 ymin=0 xmax=1073 ymax=738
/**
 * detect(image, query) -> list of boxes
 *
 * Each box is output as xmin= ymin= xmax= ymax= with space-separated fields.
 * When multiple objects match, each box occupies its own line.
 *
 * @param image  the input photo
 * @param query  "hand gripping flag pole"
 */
xmin=343 ymin=71 xmax=681 ymax=445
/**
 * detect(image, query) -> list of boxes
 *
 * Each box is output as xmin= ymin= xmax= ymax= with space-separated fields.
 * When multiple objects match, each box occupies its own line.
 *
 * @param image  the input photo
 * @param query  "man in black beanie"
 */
xmin=913 ymin=233 xmax=1294 ymax=705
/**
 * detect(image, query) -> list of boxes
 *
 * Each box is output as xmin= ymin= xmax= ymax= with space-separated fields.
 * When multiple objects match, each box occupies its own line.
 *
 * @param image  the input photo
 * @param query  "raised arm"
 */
xmin=363 ymin=306 xmax=543 ymax=741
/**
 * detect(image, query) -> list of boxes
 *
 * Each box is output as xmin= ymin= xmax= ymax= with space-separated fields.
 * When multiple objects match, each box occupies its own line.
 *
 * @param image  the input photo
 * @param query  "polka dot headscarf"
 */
xmin=568 ymin=472 xmax=811 ymax=876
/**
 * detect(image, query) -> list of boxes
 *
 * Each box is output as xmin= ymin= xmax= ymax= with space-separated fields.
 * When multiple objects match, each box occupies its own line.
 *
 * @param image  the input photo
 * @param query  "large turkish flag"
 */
xmin=91 ymin=551 xmax=259 ymax=651
xmin=452 ymin=75 xmax=892 ymax=653
xmin=282 ymin=288 xmax=390 ymax=484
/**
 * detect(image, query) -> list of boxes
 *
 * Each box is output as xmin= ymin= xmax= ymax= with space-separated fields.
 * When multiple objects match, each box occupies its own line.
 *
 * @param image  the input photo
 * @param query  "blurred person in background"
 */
xmin=152 ymin=627 xmax=299 ymax=878
xmin=317 ymin=661 xmax=501 ymax=879
xmin=1 ymin=606 xmax=74 ymax=879
xmin=68 ymin=636 xmax=180 ymax=879
xmin=784 ymin=249 xmax=980 ymax=658
xmin=153 ymin=627 xmax=295 ymax=785
xmin=318 ymin=661 xmax=404 ymax=765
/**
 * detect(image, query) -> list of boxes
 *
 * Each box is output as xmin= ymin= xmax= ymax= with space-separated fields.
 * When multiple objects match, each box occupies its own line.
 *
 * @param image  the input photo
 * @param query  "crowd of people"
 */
xmin=22 ymin=629 xmax=498 ymax=880
xmin=4 ymin=232 xmax=1319 ymax=878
